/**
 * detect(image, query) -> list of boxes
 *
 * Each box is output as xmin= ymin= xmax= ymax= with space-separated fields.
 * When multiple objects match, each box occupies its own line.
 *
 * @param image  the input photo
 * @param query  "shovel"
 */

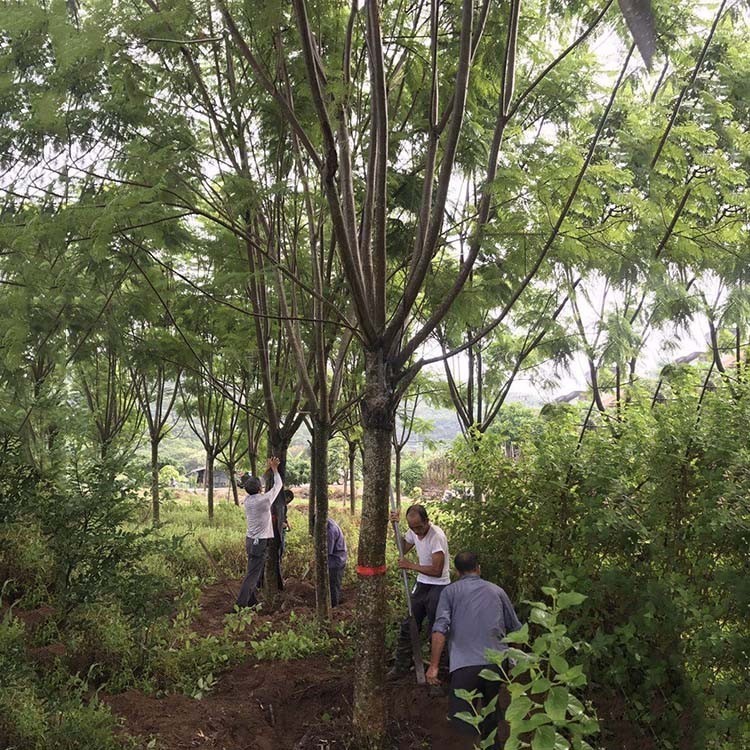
xmin=389 ymin=486 xmax=426 ymax=686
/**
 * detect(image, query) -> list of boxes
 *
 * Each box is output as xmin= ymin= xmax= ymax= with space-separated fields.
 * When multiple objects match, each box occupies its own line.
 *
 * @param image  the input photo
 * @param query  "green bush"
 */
xmin=0 ymin=611 xmax=32 ymax=685
xmin=0 ymin=685 xmax=48 ymax=750
xmin=45 ymin=700 xmax=123 ymax=750
xmin=66 ymin=601 xmax=137 ymax=687
xmin=400 ymin=455 xmax=426 ymax=494
xmin=0 ymin=522 xmax=53 ymax=606
xmin=251 ymin=612 xmax=332 ymax=660
xmin=148 ymin=633 xmax=246 ymax=698
xmin=285 ymin=455 xmax=310 ymax=486
xmin=445 ymin=378 xmax=750 ymax=749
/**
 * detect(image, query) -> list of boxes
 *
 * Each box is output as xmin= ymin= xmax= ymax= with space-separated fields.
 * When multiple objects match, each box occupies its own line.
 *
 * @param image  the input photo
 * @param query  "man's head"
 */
xmin=284 ymin=489 xmax=294 ymax=504
xmin=405 ymin=504 xmax=430 ymax=538
xmin=454 ymin=551 xmax=480 ymax=576
xmin=238 ymin=473 xmax=262 ymax=495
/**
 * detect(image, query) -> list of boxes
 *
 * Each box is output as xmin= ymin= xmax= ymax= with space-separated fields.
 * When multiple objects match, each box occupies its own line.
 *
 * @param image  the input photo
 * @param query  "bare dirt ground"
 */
xmin=104 ymin=581 xmax=474 ymax=750
xmin=10 ymin=580 xmax=658 ymax=749
xmin=102 ymin=576 xmax=666 ymax=750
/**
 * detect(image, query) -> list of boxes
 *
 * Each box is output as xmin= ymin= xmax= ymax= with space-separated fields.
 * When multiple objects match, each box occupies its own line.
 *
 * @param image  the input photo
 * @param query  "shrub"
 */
xmin=0 ymin=610 xmax=32 ymax=685
xmin=45 ymin=700 xmax=123 ymax=750
xmin=66 ymin=601 xmax=137 ymax=688
xmin=400 ymin=455 xmax=426 ymax=494
xmin=0 ymin=522 xmax=53 ymax=606
xmin=251 ymin=612 xmax=332 ymax=660
xmin=455 ymin=587 xmax=598 ymax=750
xmin=0 ymin=685 xmax=48 ymax=750
xmin=148 ymin=633 xmax=246 ymax=698
xmin=285 ymin=455 xmax=310 ymax=486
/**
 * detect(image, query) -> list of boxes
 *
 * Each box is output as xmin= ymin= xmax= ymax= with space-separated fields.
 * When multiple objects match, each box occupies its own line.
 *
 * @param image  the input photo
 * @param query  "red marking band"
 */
xmin=356 ymin=564 xmax=387 ymax=576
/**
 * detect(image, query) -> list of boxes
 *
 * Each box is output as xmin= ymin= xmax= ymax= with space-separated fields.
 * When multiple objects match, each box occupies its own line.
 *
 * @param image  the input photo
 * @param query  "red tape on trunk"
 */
xmin=356 ymin=564 xmax=387 ymax=576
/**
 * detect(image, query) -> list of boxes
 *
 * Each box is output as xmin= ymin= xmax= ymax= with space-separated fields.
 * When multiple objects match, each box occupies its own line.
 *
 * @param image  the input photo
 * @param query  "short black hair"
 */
xmin=405 ymin=504 xmax=428 ymax=522
xmin=284 ymin=489 xmax=294 ymax=503
xmin=454 ymin=551 xmax=479 ymax=573
xmin=239 ymin=473 xmax=262 ymax=494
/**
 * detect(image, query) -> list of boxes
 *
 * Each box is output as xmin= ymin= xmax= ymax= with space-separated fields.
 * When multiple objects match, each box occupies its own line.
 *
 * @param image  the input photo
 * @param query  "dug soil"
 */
xmin=103 ymin=580 xmax=496 ymax=749
xmin=102 ymin=581 xmax=644 ymax=750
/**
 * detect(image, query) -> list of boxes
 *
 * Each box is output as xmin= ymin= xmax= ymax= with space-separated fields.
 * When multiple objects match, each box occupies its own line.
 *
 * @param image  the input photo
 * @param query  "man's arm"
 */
xmin=266 ymin=457 xmax=283 ymax=501
xmin=426 ymin=632 xmax=446 ymax=685
xmin=397 ymin=551 xmax=445 ymax=578
xmin=389 ymin=510 xmax=414 ymax=554
xmin=426 ymin=587 xmax=452 ymax=684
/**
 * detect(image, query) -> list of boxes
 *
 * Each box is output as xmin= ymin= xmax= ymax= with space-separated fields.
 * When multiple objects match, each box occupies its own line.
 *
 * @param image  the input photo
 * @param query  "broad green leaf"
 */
xmin=531 ymin=725 xmax=557 ymax=750
xmin=530 ymin=607 xmax=556 ymax=629
xmin=544 ymin=686 xmax=569 ymax=723
xmin=504 ymin=623 xmax=530 ymax=645
xmin=557 ymin=592 xmax=587 ymax=610
xmin=506 ymin=696 xmax=534 ymax=723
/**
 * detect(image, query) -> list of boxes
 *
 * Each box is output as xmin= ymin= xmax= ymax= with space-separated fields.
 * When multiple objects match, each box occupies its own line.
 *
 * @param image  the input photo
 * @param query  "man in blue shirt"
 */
xmin=428 ymin=551 xmax=522 ymax=749
xmin=326 ymin=517 xmax=347 ymax=607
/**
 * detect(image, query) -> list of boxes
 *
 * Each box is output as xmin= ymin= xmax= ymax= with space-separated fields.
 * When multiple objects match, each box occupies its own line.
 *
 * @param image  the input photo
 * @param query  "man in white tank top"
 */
xmin=387 ymin=503 xmax=450 ymax=679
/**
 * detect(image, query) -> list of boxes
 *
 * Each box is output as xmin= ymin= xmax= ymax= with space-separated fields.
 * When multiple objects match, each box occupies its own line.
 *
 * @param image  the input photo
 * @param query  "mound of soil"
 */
xmin=104 ymin=582 xmax=478 ymax=749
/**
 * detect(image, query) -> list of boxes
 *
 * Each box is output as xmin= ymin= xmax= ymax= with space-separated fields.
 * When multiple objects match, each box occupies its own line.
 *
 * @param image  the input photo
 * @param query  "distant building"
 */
xmin=188 ymin=467 xmax=231 ymax=488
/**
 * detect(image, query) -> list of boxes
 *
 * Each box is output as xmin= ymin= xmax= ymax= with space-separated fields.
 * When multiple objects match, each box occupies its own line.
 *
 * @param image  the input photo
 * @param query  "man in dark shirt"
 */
xmin=428 ymin=551 xmax=522 ymax=749
xmin=326 ymin=517 xmax=347 ymax=607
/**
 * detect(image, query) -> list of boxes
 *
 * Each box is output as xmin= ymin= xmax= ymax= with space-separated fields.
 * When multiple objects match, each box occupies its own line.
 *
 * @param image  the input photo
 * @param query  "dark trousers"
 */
xmin=449 ymin=664 xmax=502 ymax=749
xmin=236 ymin=537 xmax=269 ymax=607
xmin=329 ymin=565 xmax=344 ymax=607
xmin=393 ymin=582 xmax=446 ymax=669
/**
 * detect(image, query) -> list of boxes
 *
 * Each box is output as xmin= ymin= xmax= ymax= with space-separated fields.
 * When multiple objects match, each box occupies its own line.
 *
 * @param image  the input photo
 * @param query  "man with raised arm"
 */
xmin=235 ymin=456 xmax=283 ymax=608
xmin=387 ymin=503 xmax=450 ymax=679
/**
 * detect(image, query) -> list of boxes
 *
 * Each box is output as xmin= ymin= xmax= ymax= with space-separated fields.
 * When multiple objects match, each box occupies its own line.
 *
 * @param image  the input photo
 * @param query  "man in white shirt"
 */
xmin=387 ymin=503 xmax=450 ymax=679
xmin=235 ymin=456 xmax=283 ymax=608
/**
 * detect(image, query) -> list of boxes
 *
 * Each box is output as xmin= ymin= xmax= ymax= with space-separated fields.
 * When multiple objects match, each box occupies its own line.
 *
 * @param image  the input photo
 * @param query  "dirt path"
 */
xmin=104 ymin=581 xmax=467 ymax=749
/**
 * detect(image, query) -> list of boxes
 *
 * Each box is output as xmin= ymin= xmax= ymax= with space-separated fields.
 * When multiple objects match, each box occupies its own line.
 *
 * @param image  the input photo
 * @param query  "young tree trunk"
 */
xmin=348 ymin=440 xmax=357 ymax=515
xmin=244 ymin=409 xmax=259 ymax=475
xmin=312 ymin=418 xmax=331 ymax=620
xmin=352 ymin=351 xmax=394 ymax=748
xmin=206 ymin=452 xmax=215 ymax=522
xmin=394 ymin=447 xmax=402 ymax=510
xmin=227 ymin=458 xmax=239 ymax=506
xmin=151 ymin=438 xmax=160 ymax=525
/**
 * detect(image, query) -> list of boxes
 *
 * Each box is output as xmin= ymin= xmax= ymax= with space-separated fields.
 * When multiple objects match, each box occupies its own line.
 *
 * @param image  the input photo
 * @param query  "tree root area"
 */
xmin=102 ymin=581 xmax=646 ymax=750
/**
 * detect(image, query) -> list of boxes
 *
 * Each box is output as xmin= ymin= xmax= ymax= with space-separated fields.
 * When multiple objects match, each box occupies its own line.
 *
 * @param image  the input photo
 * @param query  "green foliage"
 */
xmin=286 ymin=454 xmax=311 ymax=486
xmin=453 ymin=588 xmax=597 ymax=750
xmin=0 ymin=521 xmax=54 ymax=606
xmin=399 ymin=455 xmax=426 ymax=495
xmin=250 ymin=611 xmax=333 ymax=661
xmin=447 ymin=378 xmax=750 ymax=749
xmin=0 ymin=685 xmax=49 ymax=750
xmin=66 ymin=600 xmax=137 ymax=687
xmin=0 ymin=611 xmax=124 ymax=750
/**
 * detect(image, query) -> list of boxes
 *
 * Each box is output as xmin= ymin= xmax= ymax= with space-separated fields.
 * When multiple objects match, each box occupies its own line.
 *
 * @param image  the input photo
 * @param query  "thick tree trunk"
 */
xmin=312 ymin=419 xmax=331 ymax=620
xmin=349 ymin=440 xmax=357 ymax=514
xmin=151 ymin=437 xmax=160 ymax=525
xmin=353 ymin=351 xmax=394 ymax=748
xmin=206 ymin=452 xmax=214 ymax=522
xmin=308 ymin=433 xmax=317 ymax=536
